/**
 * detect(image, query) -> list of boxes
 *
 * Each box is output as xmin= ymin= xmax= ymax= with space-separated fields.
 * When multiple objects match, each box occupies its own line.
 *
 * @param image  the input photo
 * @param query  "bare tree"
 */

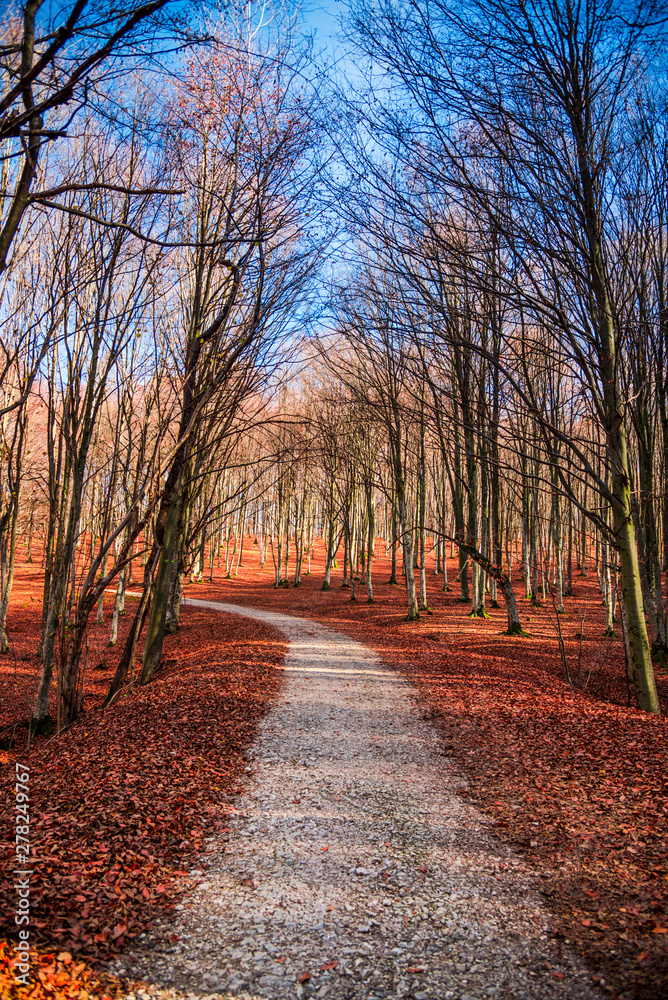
xmin=0 ymin=0 xmax=193 ymax=274
xmin=139 ymin=17 xmax=322 ymax=682
xmin=343 ymin=0 xmax=666 ymax=711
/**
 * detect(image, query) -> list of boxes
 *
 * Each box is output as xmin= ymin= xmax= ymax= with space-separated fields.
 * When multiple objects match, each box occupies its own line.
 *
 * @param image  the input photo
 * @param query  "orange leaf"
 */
xmin=320 ymin=961 xmax=338 ymax=971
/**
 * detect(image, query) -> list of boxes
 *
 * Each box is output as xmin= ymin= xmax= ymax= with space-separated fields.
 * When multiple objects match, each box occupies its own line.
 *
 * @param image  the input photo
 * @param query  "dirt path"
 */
xmin=115 ymin=600 xmax=600 ymax=1000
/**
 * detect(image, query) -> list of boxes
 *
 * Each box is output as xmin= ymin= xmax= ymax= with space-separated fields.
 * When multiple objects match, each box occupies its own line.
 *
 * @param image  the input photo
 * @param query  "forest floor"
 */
xmin=1 ymin=537 xmax=667 ymax=1000
xmin=109 ymin=598 xmax=600 ymax=1000
xmin=0 ymin=547 xmax=287 ymax=999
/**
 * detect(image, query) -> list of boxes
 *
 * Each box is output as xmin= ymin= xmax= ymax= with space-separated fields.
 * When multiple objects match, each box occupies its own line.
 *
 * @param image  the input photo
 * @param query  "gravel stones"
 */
xmin=114 ymin=601 xmax=601 ymax=1000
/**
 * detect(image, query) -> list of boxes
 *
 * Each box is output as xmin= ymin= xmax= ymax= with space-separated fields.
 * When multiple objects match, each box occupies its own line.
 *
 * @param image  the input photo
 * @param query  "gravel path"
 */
xmin=115 ymin=600 xmax=600 ymax=1000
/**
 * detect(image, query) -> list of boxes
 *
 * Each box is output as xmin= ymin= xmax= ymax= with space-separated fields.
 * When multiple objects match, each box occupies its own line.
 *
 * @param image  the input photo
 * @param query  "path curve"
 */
xmin=117 ymin=600 xmax=600 ymax=1000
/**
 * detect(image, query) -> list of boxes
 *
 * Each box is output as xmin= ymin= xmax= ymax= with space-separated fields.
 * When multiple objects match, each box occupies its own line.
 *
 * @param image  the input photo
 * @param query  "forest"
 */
xmin=1 ymin=1 xmax=668 ymax=999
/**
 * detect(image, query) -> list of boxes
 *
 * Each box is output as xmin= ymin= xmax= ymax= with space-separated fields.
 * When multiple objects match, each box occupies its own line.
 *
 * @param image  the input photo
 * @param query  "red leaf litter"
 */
xmin=0 ymin=545 xmax=285 ymax=997
xmin=1 ymin=536 xmax=668 ymax=1000
xmin=190 ymin=539 xmax=668 ymax=1000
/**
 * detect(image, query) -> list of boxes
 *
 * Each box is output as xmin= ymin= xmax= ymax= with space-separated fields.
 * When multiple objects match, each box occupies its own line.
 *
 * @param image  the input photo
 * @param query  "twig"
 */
xmin=548 ymin=585 xmax=572 ymax=687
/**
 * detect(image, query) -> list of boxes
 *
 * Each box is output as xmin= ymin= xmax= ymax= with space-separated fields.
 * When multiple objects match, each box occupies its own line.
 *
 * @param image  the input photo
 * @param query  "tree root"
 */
xmin=29 ymin=715 xmax=55 ymax=737
xmin=503 ymin=622 xmax=529 ymax=637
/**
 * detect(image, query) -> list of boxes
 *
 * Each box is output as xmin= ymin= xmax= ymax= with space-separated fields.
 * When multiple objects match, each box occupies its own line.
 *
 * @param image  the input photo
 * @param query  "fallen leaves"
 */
xmin=0 ymin=605 xmax=286 ymax=966
xmin=3 ymin=538 xmax=668 ymax=1000
xmin=0 ymin=940 xmax=124 ymax=999
xmin=187 ymin=542 xmax=668 ymax=1000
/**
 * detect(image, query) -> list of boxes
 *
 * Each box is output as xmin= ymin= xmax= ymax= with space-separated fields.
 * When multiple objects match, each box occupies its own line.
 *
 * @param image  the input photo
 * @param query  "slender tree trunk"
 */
xmin=392 ymin=433 xmax=418 ymax=620
xmin=0 ymin=493 xmax=20 ymax=654
xmin=418 ymin=425 xmax=428 ymax=611
xmin=500 ymin=578 xmax=527 ymax=636
xmin=342 ymin=521 xmax=350 ymax=587
xmin=598 ymin=286 xmax=659 ymax=709
xmin=140 ymin=488 xmax=182 ymax=685
xmin=388 ymin=499 xmax=398 ymax=584
xmin=321 ymin=496 xmax=338 ymax=590
xmin=366 ymin=484 xmax=374 ymax=603
xmin=108 ymin=566 xmax=126 ymax=648
xmin=104 ymin=549 xmax=158 ymax=708
xmin=580 ymin=484 xmax=588 ymax=575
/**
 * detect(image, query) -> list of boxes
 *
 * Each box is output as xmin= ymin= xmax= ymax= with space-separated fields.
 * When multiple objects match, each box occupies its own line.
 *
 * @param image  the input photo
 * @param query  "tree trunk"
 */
xmin=366 ymin=484 xmax=374 ymax=603
xmin=104 ymin=549 xmax=158 ymax=708
xmin=418 ymin=426 xmax=428 ymax=611
xmin=108 ymin=567 xmax=126 ymax=648
xmin=600 ymin=312 xmax=659 ymax=710
xmin=140 ymin=489 xmax=182 ymax=685
xmin=388 ymin=499 xmax=398 ymax=584
xmin=0 ymin=489 xmax=20 ymax=654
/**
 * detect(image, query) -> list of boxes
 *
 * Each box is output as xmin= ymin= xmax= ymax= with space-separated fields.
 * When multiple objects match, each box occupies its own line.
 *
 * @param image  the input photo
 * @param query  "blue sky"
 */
xmin=300 ymin=0 xmax=343 ymax=41
xmin=299 ymin=0 xmax=351 ymax=69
